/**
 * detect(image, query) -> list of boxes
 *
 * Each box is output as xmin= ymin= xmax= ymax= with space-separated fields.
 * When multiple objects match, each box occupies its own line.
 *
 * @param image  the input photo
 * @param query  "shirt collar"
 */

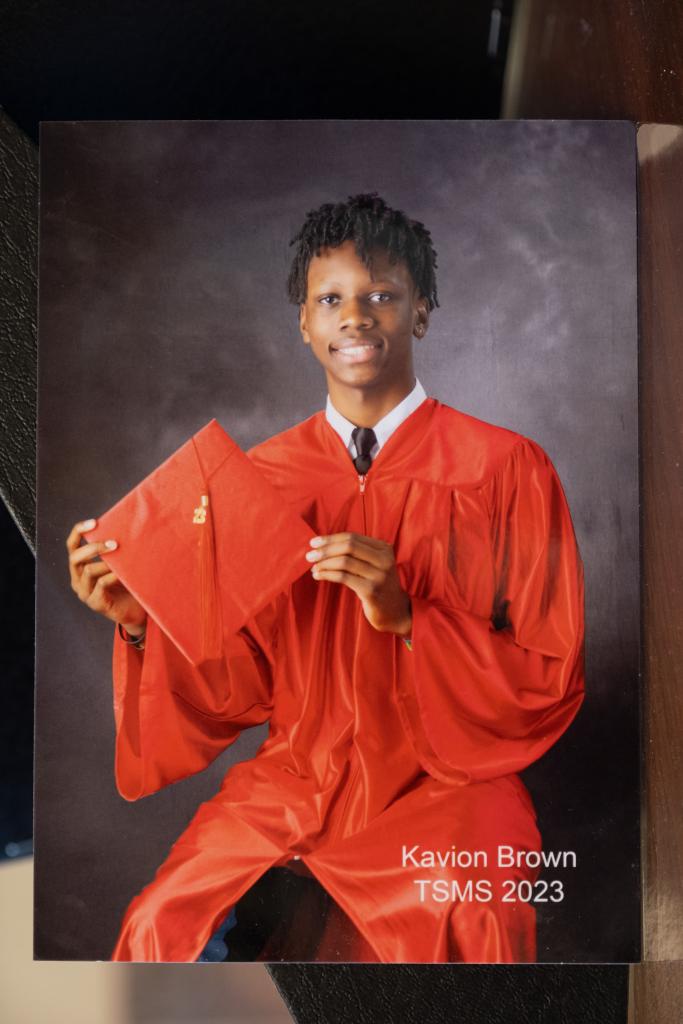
xmin=325 ymin=379 xmax=427 ymax=457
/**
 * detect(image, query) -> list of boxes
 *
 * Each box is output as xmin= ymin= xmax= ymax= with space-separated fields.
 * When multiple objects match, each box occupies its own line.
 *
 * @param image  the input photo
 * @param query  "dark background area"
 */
xmin=35 ymin=119 xmax=639 ymax=963
xmin=0 ymin=498 xmax=33 ymax=859
xmin=0 ymin=0 xmax=513 ymax=143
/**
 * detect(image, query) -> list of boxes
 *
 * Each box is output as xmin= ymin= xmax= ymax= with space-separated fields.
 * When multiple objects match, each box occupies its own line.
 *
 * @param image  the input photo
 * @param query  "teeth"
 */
xmin=337 ymin=345 xmax=376 ymax=355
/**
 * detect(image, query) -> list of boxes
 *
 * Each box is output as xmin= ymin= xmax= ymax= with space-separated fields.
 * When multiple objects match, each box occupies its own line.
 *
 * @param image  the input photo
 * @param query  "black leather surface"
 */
xmin=270 ymin=964 xmax=629 ymax=1024
xmin=1 ymin=109 xmax=630 ymax=1023
xmin=0 ymin=108 xmax=37 ymax=551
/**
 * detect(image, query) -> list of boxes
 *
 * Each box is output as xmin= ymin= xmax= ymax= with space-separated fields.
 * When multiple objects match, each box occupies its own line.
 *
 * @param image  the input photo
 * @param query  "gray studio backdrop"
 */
xmin=35 ymin=120 xmax=638 ymax=962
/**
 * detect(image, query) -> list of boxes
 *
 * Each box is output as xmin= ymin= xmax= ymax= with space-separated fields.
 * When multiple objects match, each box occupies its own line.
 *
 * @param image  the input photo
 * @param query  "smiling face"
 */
xmin=299 ymin=240 xmax=429 ymax=417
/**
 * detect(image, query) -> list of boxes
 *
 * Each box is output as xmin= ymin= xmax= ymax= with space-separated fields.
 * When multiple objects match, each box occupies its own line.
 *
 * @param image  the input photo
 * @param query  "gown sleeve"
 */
xmin=395 ymin=436 xmax=585 ymax=785
xmin=112 ymin=596 xmax=282 ymax=801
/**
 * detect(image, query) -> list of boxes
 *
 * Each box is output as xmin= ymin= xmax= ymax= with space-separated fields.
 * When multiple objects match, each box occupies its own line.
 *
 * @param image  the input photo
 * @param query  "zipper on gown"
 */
xmin=358 ymin=473 xmax=367 ymax=533
xmin=327 ymin=471 xmax=368 ymax=841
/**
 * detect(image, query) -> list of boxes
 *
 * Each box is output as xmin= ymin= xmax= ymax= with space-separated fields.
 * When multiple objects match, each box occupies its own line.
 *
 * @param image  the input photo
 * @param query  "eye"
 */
xmin=318 ymin=294 xmax=339 ymax=305
xmin=370 ymin=292 xmax=392 ymax=303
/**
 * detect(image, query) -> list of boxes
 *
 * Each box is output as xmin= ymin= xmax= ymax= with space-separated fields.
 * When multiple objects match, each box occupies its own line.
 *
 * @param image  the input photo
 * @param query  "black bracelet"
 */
xmin=117 ymin=622 xmax=146 ymax=651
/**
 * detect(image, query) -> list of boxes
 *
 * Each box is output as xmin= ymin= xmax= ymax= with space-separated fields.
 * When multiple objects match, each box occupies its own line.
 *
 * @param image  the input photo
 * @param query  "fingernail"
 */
xmin=305 ymin=551 xmax=321 ymax=562
xmin=311 ymin=567 xmax=320 ymax=577
xmin=82 ymin=519 xmax=96 ymax=530
xmin=309 ymin=536 xmax=325 ymax=548
xmin=104 ymin=540 xmax=118 ymax=550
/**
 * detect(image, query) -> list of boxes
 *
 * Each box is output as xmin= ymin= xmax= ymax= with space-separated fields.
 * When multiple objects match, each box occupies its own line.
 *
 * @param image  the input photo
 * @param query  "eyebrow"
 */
xmin=312 ymin=279 xmax=402 ymax=290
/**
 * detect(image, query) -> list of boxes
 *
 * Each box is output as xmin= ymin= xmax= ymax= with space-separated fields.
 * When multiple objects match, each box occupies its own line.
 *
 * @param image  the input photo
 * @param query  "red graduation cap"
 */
xmin=84 ymin=419 xmax=315 ymax=665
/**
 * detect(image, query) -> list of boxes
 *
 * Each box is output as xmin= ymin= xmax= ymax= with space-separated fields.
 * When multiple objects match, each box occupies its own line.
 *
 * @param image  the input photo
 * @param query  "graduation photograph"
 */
xmin=35 ymin=119 xmax=640 ymax=964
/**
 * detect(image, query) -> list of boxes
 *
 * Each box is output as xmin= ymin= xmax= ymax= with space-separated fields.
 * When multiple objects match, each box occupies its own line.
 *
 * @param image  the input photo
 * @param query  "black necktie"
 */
xmin=351 ymin=426 xmax=377 ymax=474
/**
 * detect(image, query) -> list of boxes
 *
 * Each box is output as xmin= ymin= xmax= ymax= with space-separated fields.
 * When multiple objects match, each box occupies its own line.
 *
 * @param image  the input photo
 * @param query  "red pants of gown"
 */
xmin=111 ymin=772 xmax=540 ymax=963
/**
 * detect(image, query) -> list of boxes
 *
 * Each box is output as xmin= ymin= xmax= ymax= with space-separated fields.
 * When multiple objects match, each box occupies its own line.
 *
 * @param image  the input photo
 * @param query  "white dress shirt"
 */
xmin=325 ymin=379 xmax=428 ymax=464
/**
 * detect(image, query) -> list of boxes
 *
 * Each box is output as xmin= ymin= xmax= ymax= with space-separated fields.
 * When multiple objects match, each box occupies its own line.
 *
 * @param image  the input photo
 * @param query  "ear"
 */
xmin=413 ymin=293 xmax=430 ymax=339
xmin=299 ymin=303 xmax=311 ymax=345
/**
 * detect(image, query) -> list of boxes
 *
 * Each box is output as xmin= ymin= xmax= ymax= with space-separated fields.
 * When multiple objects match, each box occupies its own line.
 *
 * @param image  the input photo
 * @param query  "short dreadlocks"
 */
xmin=287 ymin=192 xmax=439 ymax=311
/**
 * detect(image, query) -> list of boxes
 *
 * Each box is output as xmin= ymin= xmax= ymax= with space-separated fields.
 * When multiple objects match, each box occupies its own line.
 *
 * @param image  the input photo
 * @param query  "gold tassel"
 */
xmin=196 ymin=494 xmax=223 ymax=660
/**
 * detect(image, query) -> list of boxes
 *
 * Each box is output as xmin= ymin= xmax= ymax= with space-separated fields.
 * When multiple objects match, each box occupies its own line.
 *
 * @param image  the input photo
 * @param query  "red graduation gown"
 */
xmin=109 ymin=398 xmax=584 ymax=963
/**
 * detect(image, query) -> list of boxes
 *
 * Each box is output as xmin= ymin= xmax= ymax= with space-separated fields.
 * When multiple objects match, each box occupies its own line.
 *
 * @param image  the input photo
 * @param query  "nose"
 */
xmin=339 ymin=297 xmax=375 ymax=330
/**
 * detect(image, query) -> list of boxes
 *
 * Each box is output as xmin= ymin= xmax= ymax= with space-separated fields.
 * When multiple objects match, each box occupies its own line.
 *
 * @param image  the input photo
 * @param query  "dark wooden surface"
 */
xmin=638 ymin=124 xmax=683 ymax=966
xmin=503 ymin=0 xmax=683 ymax=121
xmin=630 ymin=962 xmax=683 ymax=1023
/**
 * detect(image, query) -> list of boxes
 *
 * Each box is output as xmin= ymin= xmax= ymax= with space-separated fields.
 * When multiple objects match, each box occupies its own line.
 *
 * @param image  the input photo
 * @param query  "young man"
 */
xmin=67 ymin=193 xmax=584 ymax=963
